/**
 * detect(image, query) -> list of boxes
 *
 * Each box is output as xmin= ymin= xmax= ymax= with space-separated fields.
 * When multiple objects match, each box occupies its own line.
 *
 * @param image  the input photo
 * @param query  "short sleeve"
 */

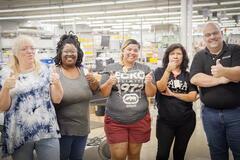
xmin=0 ymin=67 xmax=11 ymax=91
xmin=189 ymin=52 xmax=204 ymax=79
xmin=154 ymin=67 xmax=164 ymax=82
xmin=99 ymin=66 xmax=111 ymax=85
xmin=232 ymin=44 xmax=240 ymax=66
xmin=186 ymin=72 xmax=198 ymax=93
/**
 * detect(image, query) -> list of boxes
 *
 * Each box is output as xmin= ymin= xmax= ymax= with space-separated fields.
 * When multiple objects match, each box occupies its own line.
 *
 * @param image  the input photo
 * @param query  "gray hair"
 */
xmin=202 ymin=21 xmax=221 ymax=33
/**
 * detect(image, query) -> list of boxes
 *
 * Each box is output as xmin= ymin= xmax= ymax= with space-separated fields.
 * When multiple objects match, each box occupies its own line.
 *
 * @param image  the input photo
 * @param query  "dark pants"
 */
xmin=202 ymin=105 xmax=240 ymax=160
xmin=60 ymin=135 xmax=88 ymax=160
xmin=156 ymin=114 xmax=196 ymax=160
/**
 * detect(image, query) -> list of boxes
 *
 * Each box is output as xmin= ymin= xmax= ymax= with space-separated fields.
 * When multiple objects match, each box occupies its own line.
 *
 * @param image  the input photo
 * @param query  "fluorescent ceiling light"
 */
xmin=138 ymin=12 xmax=181 ymax=17
xmin=192 ymin=19 xmax=205 ymax=22
xmin=136 ymin=20 xmax=181 ymax=25
xmin=90 ymin=20 xmax=104 ymax=24
xmin=211 ymin=17 xmax=229 ymax=21
xmin=193 ymin=3 xmax=218 ymax=7
xmin=61 ymin=2 xmax=114 ymax=9
xmin=110 ymin=29 xmax=129 ymax=32
xmin=39 ymin=18 xmax=77 ymax=22
xmin=111 ymin=25 xmax=132 ymax=29
xmin=221 ymin=23 xmax=238 ymax=26
xmin=106 ymin=7 xmax=156 ymax=14
xmin=88 ymin=15 xmax=137 ymax=20
xmin=0 ymin=6 xmax=59 ymax=13
xmin=92 ymin=28 xmax=111 ymax=32
xmin=157 ymin=5 xmax=180 ymax=10
xmin=0 ymin=1 xmax=152 ymax=13
xmin=131 ymin=25 xmax=151 ymax=29
xmin=136 ymin=21 xmax=163 ymax=25
xmin=156 ymin=3 xmax=217 ymax=10
xmin=220 ymin=1 xmax=240 ymax=5
xmin=221 ymin=20 xmax=236 ymax=23
xmin=193 ymin=15 xmax=204 ymax=18
xmin=116 ymin=19 xmax=142 ymax=22
xmin=143 ymin=17 xmax=165 ymax=21
xmin=89 ymin=23 xmax=132 ymax=27
xmin=115 ymin=0 xmax=152 ymax=4
xmin=61 ymin=21 xmax=90 ymax=25
xmin=211 ymin=7 xmax=240 ymax=12
xmin=165 ymin=17 xmax=180 ymax=20
xmin=226 ymin=12 xmax=240 ymax=15
xmin=0 ymin=11 xmax=105 ymax=20
xmin=87 ymin=12 xmax=182 ymax=21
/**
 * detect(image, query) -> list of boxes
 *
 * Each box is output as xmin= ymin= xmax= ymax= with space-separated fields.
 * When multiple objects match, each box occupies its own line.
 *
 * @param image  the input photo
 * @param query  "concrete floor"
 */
xmin=86 ymin=101 xmax=234 ymax=160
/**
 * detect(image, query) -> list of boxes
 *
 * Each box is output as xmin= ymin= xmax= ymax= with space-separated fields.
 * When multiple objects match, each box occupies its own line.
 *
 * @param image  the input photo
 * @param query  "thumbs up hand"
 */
xmin=85 ymin=67 xmax=95 ymax=83
xmin=50 ymin=65 xmax=60 ymax=85
xmin=145 ymin=71 xmax=153 ymax=84
xmin=85 ymin=68 xmax=100 ymax=92
xmin=211 ymin=59 xmax=224 ymax=78
xmin=107 ymin=71 xmax=117 ymax=86
xmin=3 ymin=72 xmax=17 ymax=90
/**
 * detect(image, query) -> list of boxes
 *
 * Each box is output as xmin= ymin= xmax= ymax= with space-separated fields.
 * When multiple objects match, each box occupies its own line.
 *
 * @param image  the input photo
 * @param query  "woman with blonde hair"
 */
xmin=100 ymin=39 xmax=156 ymax=160
xmin=0 ymin=35 xmax=63 ymax=160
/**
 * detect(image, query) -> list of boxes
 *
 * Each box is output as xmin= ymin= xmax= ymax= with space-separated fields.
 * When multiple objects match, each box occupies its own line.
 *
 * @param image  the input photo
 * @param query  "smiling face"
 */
xmin=203 ymin=23 xmax=223 ymax=52
xmin=122 ymin=44 xmax=139 ymax=65
xmin=168 ymin=48 xmax=183 ymax=67
xmin=61 ymin=43 xmax=78 ymax=68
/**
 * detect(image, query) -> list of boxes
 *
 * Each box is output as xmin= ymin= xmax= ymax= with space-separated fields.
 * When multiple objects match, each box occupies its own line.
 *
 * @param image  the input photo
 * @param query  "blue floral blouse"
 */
xmin=0 ymin=64 xmax=60 ymax=156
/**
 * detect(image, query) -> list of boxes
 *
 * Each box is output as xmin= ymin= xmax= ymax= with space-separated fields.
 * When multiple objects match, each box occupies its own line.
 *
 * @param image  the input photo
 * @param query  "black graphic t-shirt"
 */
xmin=100 ymin=62 xmax=155 ymax=124
xmin=154 ymin=67 xmax=198 ymax=124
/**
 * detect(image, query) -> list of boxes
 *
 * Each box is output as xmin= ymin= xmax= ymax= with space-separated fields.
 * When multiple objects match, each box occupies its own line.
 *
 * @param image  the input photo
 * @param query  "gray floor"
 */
xmin=86 ymin=101 xmax=234 ymax=160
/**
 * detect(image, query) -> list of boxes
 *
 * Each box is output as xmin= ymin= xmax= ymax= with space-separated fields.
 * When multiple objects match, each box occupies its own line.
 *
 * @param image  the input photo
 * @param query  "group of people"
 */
xmin=0 ymin=21 xmax=239 ymax=160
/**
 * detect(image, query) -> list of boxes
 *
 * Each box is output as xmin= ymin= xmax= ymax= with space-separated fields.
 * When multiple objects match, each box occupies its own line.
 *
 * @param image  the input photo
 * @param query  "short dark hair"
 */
xmin=162 ymin=43 xmax=189 ymax=71
xmin=54 ymin=33 xmax=83 ymax=67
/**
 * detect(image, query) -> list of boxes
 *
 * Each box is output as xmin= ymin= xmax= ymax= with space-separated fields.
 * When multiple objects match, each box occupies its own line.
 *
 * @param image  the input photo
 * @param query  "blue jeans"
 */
xmin=202 ymin=105 xmax=240 ymax=160
xmin=60 ymin=135 xmax=88 ymax=160
xmin=12 ymin=138 xmax=60 ymax=160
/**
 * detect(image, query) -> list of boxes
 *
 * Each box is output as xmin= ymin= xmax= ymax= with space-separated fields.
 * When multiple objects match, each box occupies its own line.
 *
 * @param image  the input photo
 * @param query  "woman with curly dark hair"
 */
xmin=154 ymin=43 xmax=198 ymax=160
xmin=54 ymin=33 xmax=99 ymax=160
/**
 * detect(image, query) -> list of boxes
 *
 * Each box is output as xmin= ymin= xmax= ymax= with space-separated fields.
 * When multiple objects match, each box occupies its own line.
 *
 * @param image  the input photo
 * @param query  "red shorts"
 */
xmin=104 ymin=113 xmax=151 ymax=144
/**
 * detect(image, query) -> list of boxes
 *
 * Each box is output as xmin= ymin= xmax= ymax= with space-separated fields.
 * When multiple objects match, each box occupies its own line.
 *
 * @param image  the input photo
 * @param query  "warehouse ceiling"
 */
xmin=0 ymin=0 xmax=239 ymax=31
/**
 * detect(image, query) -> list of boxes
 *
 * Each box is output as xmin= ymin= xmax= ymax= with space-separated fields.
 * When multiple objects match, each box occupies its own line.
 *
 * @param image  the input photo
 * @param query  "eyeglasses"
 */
xmin=204 ymin=31 xmax=220 ymax=38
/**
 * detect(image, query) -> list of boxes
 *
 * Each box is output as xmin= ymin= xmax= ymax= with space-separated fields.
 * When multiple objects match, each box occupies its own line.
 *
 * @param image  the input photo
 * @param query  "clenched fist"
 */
xmin=166 ymin=61 xmax=177 ymax=72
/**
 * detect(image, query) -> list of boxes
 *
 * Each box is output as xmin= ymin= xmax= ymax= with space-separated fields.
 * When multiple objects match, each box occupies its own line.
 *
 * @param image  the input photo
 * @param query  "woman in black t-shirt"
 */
xmin=154 ymin=43 xmax=198 ymax=160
